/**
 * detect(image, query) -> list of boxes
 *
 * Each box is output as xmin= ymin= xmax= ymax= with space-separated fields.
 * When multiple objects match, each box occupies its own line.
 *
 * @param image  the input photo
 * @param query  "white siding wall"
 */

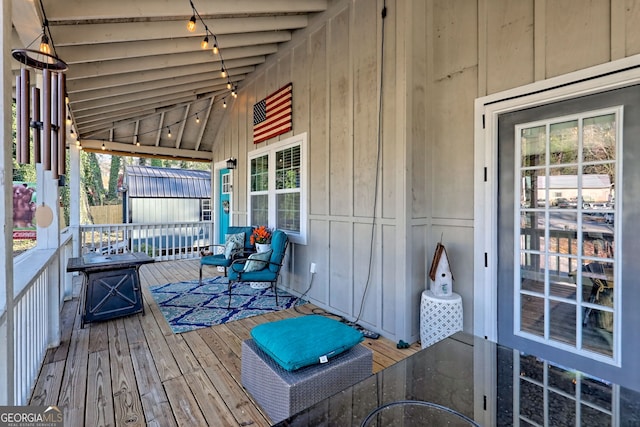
xmin=209 ymin=0 xmax=640 ymax=342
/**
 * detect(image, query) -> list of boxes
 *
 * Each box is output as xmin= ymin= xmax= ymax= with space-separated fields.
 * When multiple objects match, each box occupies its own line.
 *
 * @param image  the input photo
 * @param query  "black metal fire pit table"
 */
xmin=67 ymin=252 xmax=154 ymax=328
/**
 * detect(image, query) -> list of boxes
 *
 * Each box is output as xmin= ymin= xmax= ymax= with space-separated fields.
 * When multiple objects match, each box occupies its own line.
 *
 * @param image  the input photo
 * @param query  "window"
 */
xmin=516 ymin=108 xmax=619 ymax=361
xmin=201 ymin=199 xmax=211 ymax=221
xmin=248 ymin=133 xmax=307 ymax=244
xmin=222 ymin=172 xmax=231 ymax=194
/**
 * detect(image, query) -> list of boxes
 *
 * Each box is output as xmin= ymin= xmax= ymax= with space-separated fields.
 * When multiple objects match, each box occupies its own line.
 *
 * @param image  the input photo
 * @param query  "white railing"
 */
xmin=6 ymin=230 xmax=72 ymax=405
xmin=80 ymin=221 xmax=214 ymax=261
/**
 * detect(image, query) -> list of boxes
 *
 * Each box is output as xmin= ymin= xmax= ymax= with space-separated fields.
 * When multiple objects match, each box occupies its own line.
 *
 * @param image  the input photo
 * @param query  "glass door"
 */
xmin=496 ymin=84 xmax=640 ymax=391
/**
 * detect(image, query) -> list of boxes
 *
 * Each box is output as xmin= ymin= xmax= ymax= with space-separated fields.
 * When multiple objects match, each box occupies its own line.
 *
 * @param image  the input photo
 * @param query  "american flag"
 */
xmin=253 ymin=83 xmax=292 ymax=144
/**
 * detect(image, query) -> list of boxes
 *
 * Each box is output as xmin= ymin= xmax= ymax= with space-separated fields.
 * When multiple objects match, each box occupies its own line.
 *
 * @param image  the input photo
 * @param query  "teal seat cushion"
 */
xmin=200 ymin=253 xmax=231 ymax=267
xmin=250 ymin=315 xmax=364 ymax=371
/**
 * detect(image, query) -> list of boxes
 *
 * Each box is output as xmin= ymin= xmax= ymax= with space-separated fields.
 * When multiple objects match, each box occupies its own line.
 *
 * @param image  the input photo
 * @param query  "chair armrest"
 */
xmin=200 ymin=243 xmax=225 ymax=256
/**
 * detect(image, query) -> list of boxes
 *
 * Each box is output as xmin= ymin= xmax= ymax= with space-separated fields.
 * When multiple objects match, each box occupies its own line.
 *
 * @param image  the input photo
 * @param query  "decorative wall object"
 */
xmin=253 ymin=83 xmax=293 ymax=144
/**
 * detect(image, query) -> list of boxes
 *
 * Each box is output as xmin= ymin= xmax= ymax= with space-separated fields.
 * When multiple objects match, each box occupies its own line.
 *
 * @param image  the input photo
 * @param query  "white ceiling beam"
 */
xmin=71 ymin=69 xmax=249 ymax=102
xmin=43 ymin=0 xmax=326 ymax=21
xmin=194 ymin=97 xmax=214 ymax=152
xmin=66 ymin=57 xmax=263 ymax=93
xmin=57 ymin=31 xmax=291 ymax=64
xmin=79 ymin=96 xmax=216 ymax=134
xmin=79 ymin=139 xmax=213 ymax=161
xmin=72 ymin=79 xmax=229 ymax=112
xmin=65 ymin=44 xmax=277 ymax=79
xmin=49 ymin=16 xmax=309 ymax=46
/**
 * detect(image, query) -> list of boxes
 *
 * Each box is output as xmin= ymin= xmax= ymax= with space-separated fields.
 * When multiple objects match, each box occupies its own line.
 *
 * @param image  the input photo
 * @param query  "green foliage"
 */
xmin=82 ymin=151 xmax=106 ymax=206
xmin=107 ymin=155 xmax=122 ymax=201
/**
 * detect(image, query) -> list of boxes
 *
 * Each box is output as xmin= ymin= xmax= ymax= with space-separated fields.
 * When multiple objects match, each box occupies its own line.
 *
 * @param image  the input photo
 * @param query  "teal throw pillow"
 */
xmin=224 ymin=232 xmax=245 ymax=259
xmin=251 ymin=315 xmax=364 ymax=371
xmin=243 ymin=250 xmax=272 ymax=272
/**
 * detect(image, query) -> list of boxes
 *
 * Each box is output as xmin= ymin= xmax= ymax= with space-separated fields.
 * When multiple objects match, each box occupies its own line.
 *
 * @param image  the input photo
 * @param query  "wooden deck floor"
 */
xmin=29 ymin=259 xmax=420 ymax=426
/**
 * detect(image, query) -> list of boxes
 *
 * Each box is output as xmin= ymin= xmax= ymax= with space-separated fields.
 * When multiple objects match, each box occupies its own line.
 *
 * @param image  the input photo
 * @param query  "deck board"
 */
xmin=31 ymin=258 xmax=421 ymax=425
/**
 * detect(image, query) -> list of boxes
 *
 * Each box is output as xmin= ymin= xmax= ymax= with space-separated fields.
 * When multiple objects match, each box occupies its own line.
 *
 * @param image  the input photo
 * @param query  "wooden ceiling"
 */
xmin=11 ymin=0 xmax=327 ymax=161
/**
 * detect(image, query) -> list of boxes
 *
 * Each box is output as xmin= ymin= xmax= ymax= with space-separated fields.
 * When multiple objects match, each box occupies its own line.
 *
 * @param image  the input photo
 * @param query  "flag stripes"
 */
xmin=253 ymin=83 xmax=292 ymax=144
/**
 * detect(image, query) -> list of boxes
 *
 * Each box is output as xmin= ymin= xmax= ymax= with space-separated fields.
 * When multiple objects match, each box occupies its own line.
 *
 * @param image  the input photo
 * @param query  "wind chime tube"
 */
xmin=31 ymin=87 xmax=41 ymax=164
xmin=57 ymin=73 xmax=66 ymax=176
xmin=19 ymin=69 xmax=31 ymax=164
xmin=42 ymin=69 xmax=52 ymax=171
xmin=15 ymin=74 xmax=22 ymax=163
xmin=51 ymin=71 xmax=59 ymax=180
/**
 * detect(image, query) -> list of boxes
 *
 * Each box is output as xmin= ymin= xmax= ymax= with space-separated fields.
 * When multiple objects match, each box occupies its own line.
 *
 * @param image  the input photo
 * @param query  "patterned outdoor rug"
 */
xmin=149 ymin=276 xmax=306 ymax=333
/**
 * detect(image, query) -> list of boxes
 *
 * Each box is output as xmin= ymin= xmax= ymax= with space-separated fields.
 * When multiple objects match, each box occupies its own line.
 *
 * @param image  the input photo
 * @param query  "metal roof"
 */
xmin=125 ymin=165 xmax=211 ymax=199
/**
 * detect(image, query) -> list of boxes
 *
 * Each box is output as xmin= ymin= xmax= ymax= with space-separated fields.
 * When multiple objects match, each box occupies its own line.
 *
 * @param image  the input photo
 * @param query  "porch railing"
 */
xmin=1 ymin=229 xmax=73 ymax=405
xmin=80 ymin=221 xmax=214 ymax=261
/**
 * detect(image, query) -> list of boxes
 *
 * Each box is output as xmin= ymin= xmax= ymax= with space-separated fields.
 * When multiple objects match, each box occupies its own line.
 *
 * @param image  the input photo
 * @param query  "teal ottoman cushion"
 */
xmin=250 ymin=315 xmax=364 ymax=371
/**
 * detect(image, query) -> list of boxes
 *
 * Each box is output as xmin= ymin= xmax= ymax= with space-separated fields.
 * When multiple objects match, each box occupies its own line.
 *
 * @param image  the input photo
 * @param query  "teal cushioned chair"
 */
xmin=199 ymin=226 xmax=255 ymax=285
xmin=227 ymin=229 xmax=289 ymax=308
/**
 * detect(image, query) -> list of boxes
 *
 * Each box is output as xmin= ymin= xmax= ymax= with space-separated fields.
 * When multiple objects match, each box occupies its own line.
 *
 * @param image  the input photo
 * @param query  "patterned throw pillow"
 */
xmin=224 ymin=232 xmax=245 ymax=259
xmin=243 ymin=250 xmax=272 ymax=272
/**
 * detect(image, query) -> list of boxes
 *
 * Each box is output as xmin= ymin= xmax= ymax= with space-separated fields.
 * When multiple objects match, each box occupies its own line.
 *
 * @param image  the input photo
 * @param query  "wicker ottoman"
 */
xmin=241 ymin=339 xmax=372 ymax=423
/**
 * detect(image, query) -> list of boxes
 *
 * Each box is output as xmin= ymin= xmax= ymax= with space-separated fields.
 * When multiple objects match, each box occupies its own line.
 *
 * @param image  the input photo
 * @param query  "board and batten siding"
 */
xmin=210 ymin=0 xmax=640 ymax=342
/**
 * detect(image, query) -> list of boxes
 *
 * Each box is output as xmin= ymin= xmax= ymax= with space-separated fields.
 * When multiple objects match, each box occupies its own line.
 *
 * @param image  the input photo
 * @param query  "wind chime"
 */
xmin=12 ymin=22 xmax=69 ymax=180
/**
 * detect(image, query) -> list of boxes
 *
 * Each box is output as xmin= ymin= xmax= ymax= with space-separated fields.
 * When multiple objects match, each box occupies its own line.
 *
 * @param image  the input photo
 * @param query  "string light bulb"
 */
xmin=226 ymin=82 xmax=232 ymax=90
xmin=223 ymin=99 xmax=227 ymax=108
xmin=167 ymin=127 xmax=172 ymax=138
xmin=196 ymin=114 xmax=200 ymax=124
xmin=39 ymin=31 xmax=51 ymax=55
xmin=101 ymin=142 xmax=106 ymax=150
xmin=201 ymin=35 xmax=209 ymax=49
xmin=212 ymin=43 xmax=219 ymax=55
xmin=187 ymin=15 xmax=196 ymax=32
xmin=66 ymin=115 xmax=72 ymax=125
xmin=220 ymin=68 xmax=227 ymax=78
xmin=233 ymin=86 xmax=238 ymax=98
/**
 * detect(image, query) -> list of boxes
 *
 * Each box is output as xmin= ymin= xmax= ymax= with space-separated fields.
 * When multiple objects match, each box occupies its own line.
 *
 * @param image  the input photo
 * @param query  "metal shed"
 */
xmin=124 ymin=165 xmax=211 ymax=224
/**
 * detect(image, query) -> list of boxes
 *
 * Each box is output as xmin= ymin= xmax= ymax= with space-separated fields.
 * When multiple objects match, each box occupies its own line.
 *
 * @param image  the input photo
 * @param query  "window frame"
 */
xmin=247 ymin=132 xmax=308 ymax=245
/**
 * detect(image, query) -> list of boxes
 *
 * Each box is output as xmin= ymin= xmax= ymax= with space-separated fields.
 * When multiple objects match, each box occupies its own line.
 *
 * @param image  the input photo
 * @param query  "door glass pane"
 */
xmin=583 ymin=114 xmax=616 ymax=162
xmin=549 ymin=120 xmax=579 ymax=165
xmin=549 ymin=301 xmax=576 ymax=346
xmin=521 ymin=125 xmax=546 ymax=167
xmin=520 ymin=294 xmax=544 ymax=337
xmin=520 ymin=168 xmax=545 ymax=208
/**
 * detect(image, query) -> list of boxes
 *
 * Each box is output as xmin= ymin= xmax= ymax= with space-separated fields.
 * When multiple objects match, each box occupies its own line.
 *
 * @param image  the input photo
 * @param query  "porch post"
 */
xmin=69 ymin=141 xmax=81 ymax=258
xmin=1 ymin=0 xmax=14 ymax=405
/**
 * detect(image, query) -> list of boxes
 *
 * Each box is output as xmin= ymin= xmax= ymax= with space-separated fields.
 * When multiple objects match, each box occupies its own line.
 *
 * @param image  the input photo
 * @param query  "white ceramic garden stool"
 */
xmin=420 ymin=290 xmax=463 ymax=349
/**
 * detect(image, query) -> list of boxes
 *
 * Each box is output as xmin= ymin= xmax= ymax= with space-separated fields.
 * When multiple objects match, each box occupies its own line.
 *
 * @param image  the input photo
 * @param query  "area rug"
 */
xmin=149 ymin=276 xmax=306 ymax=333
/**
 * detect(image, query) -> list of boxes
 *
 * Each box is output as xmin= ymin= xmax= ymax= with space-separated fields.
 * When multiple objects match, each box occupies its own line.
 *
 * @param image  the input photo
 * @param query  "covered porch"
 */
xmin=29 ymin=258 xmax=418 ymax=426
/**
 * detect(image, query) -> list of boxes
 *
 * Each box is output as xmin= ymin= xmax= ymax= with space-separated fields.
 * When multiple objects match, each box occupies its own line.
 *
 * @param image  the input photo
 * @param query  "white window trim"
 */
xmin=248 ymin=132 xmax=308 ymax=245
xmin=474 ymin=54 xmax=640 ymax=342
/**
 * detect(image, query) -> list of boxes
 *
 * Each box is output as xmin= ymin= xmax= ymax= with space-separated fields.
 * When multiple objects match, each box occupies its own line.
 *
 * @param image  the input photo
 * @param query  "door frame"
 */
xmin=474 ymin=54 xmax=640 ymax=341
xmin=212 ymin=159 xmax=232 ymax=245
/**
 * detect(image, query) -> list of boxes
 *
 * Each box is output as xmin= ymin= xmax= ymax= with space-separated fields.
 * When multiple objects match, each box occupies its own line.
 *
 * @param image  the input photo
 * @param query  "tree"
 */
xmin=107 ymin=155 xmax=122 ymax=202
